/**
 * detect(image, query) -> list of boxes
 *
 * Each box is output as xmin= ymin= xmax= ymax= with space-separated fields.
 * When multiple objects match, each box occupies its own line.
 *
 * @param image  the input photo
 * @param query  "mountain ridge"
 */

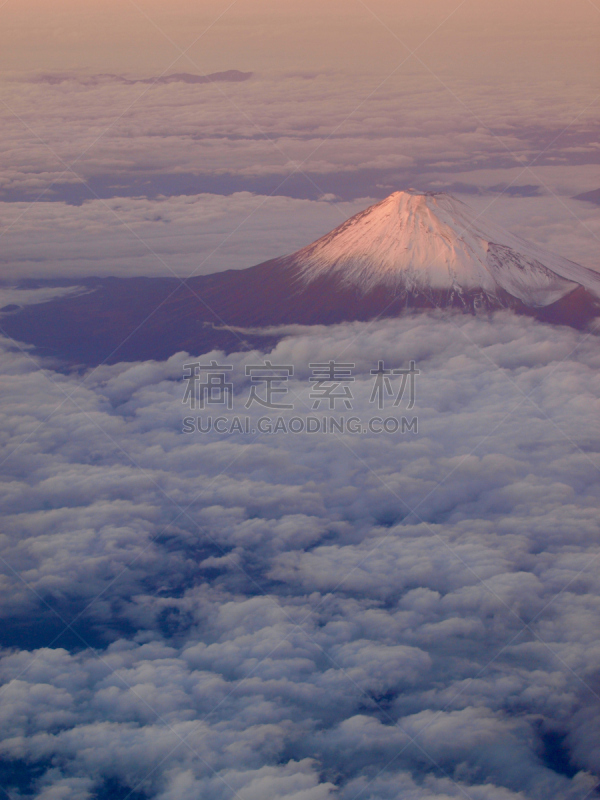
xmin=289 ymin=191 xmax=600 ymax=305
xmin=1 ymin=191 xmax=599 ymax=366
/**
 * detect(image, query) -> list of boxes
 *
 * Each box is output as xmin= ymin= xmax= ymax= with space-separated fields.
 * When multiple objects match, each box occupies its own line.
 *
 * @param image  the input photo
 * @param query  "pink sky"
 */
xmin=1 ymin=0 xmax=598 ymax=78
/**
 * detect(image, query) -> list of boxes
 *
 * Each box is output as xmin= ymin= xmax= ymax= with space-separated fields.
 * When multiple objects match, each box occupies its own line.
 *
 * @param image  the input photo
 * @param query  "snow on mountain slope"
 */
xmin=294 ymin=191 xmax=600 ymax=307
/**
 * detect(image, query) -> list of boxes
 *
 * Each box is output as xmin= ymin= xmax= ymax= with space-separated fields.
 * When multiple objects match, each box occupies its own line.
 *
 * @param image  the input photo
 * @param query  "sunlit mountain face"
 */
xmin=289 ymin=191 xmax=597 ymax=298
xmin=2 ymin=191 xmax=599 ymax=367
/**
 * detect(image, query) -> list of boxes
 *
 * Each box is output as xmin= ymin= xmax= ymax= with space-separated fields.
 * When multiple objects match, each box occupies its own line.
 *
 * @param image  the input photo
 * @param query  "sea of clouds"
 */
xmin=1 ymin=61 xmax=600 ymax=283
xmin=1 ymin=311 xmax=600 ymax=799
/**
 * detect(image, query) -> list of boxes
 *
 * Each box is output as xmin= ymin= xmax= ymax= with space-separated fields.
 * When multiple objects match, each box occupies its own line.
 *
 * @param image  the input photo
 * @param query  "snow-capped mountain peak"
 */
xmin=4 ymin=191 xmax=600 ymax=368
xmin=293 ymin=190 xmax=600 ymax=307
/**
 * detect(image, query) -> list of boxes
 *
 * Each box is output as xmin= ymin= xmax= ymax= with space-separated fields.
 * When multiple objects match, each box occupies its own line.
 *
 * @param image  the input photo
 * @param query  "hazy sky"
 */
xmin=1 ymin=0 xmax=598 ymax=76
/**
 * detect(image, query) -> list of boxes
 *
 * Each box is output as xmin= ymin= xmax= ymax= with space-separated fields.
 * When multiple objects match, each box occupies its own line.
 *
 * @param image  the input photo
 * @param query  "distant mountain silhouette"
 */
xmin=32 ymin=70 xmax=252 ymax=86
xmin=573 ymin=188 xmax=600 ymax=206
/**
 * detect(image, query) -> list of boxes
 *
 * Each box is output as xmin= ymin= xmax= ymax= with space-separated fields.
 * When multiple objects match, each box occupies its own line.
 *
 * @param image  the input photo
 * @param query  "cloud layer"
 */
xmin=1 ymin=313 xmax=600 ymax=798
xmin=0 ymin=193 xmax=372 ymax=279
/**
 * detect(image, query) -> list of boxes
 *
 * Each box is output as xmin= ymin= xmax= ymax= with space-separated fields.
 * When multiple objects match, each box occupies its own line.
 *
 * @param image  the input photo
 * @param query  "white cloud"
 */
xmin=0 ymin=313 xmax=600 ymax=797
xmin=1 ymin=67 xmax=598 ymax=200
xmin=0 ymin=193 xmax=373 ymax=279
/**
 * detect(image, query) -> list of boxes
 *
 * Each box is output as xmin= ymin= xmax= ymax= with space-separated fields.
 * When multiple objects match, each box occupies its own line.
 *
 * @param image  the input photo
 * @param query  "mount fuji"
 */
xmin=291 ymin=191 xmax=600 ymax=305
xmin=3 ymin=191 xmax=600 ymax=365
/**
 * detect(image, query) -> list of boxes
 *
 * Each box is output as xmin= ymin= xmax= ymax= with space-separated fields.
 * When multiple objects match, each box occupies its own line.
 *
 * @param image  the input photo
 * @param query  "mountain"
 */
xmin=2 ymin=191 xmax=599 ymax=366
xmin=573 ymin=188 xmax=600 ymax=206
xmin=283 ymin=190 xmax=600 ymax=306
xmin=34 ymin=70 xmax=253 ymax=87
